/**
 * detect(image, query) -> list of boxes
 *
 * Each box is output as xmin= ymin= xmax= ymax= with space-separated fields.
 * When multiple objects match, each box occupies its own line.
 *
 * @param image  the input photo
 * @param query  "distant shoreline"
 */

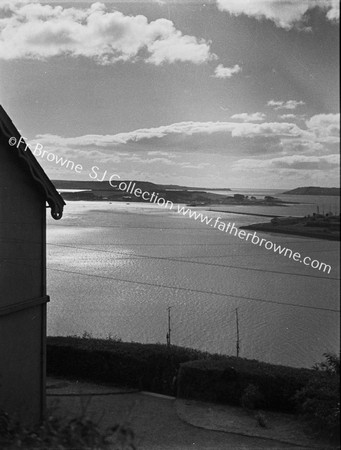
xmin=57 ymin=184 xmax=297 ymax=208
xmin=208 ymin=209 xmax=283 ymax=218
xmin=52 ymin=179 xmax=232 ymax=192
xmin=240 ymin=222 xmax=340 ymax=241
xmin=283 ymin=187 xmax=340 ymax=196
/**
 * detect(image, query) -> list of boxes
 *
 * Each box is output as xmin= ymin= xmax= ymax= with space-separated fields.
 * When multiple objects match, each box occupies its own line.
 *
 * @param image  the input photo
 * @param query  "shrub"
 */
xmin=177 ymin=358 xmax=315 ymax=413
xmin=241 ymin=384 xmax=265 ymax=410
xmin=254 ymin=412 xmax=268 ymax=428
xmin=0 ymin=409 xmax=135 ymax=450
xmin=295 ymin=353 xmax=340 ymax=442
xmin=313 ymin=352 xmax=340 ymax=375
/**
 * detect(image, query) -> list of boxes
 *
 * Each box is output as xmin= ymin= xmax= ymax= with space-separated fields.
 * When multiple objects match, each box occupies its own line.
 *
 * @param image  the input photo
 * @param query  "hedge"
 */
xmin=47 ymin=336 xmax=214 ymax=395
xmin=176 ymin=358 xmax=320 ymax=413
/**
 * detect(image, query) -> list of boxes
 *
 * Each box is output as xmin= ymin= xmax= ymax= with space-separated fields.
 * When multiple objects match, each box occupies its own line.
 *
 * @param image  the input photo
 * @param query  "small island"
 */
xmin=283 ymin=186 xmax=340 ymax=196
xmin=54 ymin=180 xmax=229 ymax=204
xmin=54 ymin=180 xmax=296 ymax=207
xmin=240 ymin=213 xmax=340 ymax=241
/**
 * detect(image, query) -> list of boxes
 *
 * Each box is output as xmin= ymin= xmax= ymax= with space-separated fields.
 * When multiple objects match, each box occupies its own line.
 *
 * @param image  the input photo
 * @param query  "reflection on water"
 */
xmin=47 ymin=198 xmax=340 ymax=369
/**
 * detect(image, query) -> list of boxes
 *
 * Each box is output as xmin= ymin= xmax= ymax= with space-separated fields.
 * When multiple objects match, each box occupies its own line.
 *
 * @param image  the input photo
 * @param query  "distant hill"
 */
xmin=52 ymin=180 xmax=230 ymax=192
xmin=53 ymin=179 xmax=160 ymax=191
xmin=161 ymin=184 xmax=231 ymax=191
xmin=283 ymin=186 xmax=340 ymax=196
xmin=52 ymin=179 xmax=228 ymax=204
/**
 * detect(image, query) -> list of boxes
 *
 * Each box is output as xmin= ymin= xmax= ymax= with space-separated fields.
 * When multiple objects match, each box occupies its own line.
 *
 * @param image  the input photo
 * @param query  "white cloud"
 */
xmin=306 ymin=113 xmax=340 ymax=140
xmin=234 ymin=153 xmax=339 ymax=171
xmin=267 ymin=99 xmax=305 ymax=110
xmin=36 ymin=120 xmax=304 ymax=150
xmin=279 ymin=114 xmax=297 ymax=120
xmin=231 ymin=112 xmax=266 ymax=122
xmin=326 ymin=0 xmax=340 ymax=21
xmin=31 ymin=113 xmax=338 ymax=166
xmin=216 ymin=0 xmax=339 ymax=30
xmin=0 ymin=1 xmax=213 ymax=64
xmin=31 ymin=112 xmax=339 ymax=186
xmin=306 ymin=113 xmax=340 ymax=129
xmin=272 ymin=154 xmax=339 ymax=170
xmin=214 ymin=63 xmax=242 ymax=78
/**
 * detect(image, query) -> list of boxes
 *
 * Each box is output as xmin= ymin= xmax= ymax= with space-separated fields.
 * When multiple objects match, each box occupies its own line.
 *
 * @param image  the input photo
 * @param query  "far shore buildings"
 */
xmin=0 ymin=105 xmax=65 ymax=424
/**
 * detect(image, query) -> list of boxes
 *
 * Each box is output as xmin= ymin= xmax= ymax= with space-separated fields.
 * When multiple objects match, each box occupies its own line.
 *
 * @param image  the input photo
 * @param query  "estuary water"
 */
xmin=46 ymin=193 xmax=340 ymax=369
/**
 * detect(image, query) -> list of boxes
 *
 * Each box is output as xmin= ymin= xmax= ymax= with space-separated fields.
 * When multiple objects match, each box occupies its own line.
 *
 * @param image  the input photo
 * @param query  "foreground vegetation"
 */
xmin=47 ymin=336 xmax=340 ymax=442
xmin=0 ymin=409 xmax=135 ymax=450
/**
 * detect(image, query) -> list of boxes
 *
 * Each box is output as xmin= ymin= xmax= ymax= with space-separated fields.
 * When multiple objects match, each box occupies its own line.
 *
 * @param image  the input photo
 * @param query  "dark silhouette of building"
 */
xmin=0 ymin=105 xmax=65 ymax=424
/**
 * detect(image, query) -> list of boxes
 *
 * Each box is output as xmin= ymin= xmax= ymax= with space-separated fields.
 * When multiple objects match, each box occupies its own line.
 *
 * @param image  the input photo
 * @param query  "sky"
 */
xmin=0 ymin=0 xmax=339 ymax=188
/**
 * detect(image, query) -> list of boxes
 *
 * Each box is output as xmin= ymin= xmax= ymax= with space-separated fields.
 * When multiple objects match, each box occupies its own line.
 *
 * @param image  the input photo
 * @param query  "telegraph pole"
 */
xmin=166 ymin=306 xmax=172 ymax=347
xmin=235 ymin=308 xmax=240 ymax=357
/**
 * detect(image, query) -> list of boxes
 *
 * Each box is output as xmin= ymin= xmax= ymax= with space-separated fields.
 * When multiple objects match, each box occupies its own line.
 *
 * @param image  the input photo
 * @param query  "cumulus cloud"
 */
xmin=279 ymin=113 xmax=297 ymax=120
xmin=32 ymin=112 xmax=339 ymax=187
xmin=35 ymin=114 xmax=340 ymax=155
xmin=30 ymin=112 xmax=338 ymax=167
xmin=231 ymin=112 xmax=266 ymax=122
xmin=306 ymin=113 xmax=340 ymax=129
xmin=0 ymin=1 xmax=213 ymax=64
xmin=306 ymin=113 xmax=340 ymax=140
xmin=216 ymin=0 xmax=339 ymax=30
xmin=214 ymin=63 xmax=242 ymax=78
xmin=272 ymin=154 xmax=339 ymax=170
xmin=36 ymin=120 xmax=304 ymax=150
xmin=236 ymin=153 xmax=339 ymax=171
xmin=326 ymin=0 xmax=340 ymax=21
xmin=267 ymin=99 xmax=305 ymax=110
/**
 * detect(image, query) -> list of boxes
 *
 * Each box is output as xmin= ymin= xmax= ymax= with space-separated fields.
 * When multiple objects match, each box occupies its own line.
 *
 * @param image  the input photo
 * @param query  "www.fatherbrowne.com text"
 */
xmin=9 ymin=137 xmax=332 ymax=274
xmin=110 ymin=180 xmax=332 ymax=274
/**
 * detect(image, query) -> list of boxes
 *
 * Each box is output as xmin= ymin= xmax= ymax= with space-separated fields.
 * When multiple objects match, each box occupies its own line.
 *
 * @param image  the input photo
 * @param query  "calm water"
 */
xmin=46 ymin=193 xmax=340 ymax=369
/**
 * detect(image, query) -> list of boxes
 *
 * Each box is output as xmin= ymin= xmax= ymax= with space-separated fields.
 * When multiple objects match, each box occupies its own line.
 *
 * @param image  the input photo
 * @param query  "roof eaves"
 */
xmin=0 ymin=105 xmax=65 ymax=220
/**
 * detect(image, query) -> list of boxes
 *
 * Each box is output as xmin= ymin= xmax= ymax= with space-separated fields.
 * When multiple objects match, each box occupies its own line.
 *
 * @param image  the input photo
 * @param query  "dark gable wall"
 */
xmin=0 ymin=135 xmax=46 ymax=424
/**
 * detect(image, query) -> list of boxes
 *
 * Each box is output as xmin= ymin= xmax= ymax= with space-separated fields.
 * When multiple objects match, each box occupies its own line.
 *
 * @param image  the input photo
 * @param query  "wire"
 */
xmin=48 ymin=266 xmax=340 ymax=313
xmin=3 ymin=258 xmax=339 ymax=313
xmin=46 ymin=242 xmax=339 ymax=281
xmin=49 ymin=224 xmax=215 ymax=231
xmin=1 ymin=237 xmax=338 ymax=280
xmin=0 ymin=234 xmax=337 ymax=246
xmin=172 ymin=248 xmax=340 ymax=259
